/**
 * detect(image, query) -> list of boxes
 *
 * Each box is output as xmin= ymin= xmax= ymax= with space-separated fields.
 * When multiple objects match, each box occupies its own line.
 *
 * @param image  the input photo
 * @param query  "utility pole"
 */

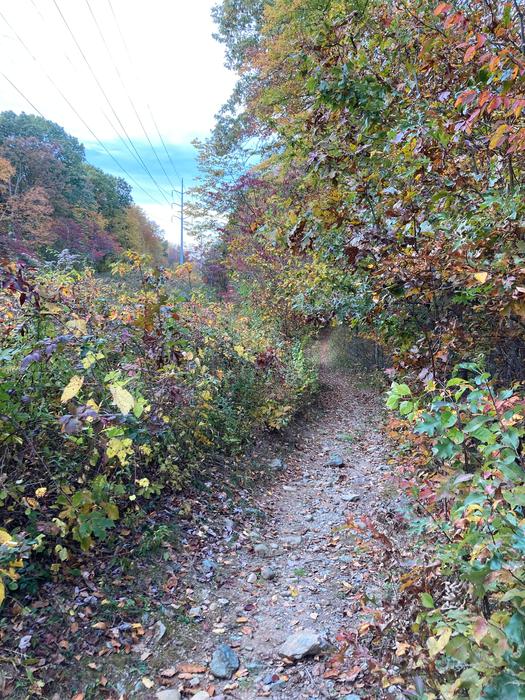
xmin=171 ymin=179 xmax=184 ymax=265
xmin=180 ymin=178 xmax=184 ymax=265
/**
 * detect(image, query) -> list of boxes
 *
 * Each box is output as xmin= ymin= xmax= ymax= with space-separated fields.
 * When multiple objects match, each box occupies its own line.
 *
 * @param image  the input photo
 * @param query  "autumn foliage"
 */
xmin=0 ymin=111 xmax=165 ymax=264
xmin=192 ymin=0 xmax=525 ymax=695
xmin=0 ymin=253 xmax=315 ymax=609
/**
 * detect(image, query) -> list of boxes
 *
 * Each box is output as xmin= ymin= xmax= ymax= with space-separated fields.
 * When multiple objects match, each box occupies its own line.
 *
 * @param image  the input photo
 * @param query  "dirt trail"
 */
xmin=153 ymin=339 xmax=407 ymax=700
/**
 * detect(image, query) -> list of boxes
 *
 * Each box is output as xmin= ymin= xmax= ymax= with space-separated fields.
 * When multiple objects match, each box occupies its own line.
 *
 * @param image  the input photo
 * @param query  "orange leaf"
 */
xmin=464 ymin=45 xmax=476 ymax=63
xmin=176 ymin=663 xmax=207 ymax=674
xmin=472 ymin=616 xmax=488 ymax=644
xmin=434 ymin=2 xmax=451 ymax=15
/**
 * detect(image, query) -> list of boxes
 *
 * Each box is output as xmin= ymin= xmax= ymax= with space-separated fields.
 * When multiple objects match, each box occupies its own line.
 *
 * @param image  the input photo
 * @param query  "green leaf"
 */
xmin=420 ymin=592 xmax=435 ymax=608
xmin=463 ymin=415 xmax=492 ymax=433
xmin=482 ymin=672 xmax=524 ymax=700
xmin=503 ymin=487 xmax=525 ymax=508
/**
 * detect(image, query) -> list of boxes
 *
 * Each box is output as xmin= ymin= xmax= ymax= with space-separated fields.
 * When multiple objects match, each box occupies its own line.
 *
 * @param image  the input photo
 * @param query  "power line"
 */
xmin=51 ymin=0 xmax=172 ymax=205
xmin=84 ymin=0 xmax=178 ymax=193
xmin=0 ymin=10 xmax=165 ymax=206
xmin=107 ymin=0 xmax=183 ymax=185
xmin=0 ymin=71 xmax=47 ymax=119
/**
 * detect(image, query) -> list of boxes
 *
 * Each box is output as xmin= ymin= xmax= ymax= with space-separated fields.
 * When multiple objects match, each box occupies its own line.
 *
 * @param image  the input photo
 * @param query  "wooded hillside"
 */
xmin=0 ymin=111 xmax=165 ymax=263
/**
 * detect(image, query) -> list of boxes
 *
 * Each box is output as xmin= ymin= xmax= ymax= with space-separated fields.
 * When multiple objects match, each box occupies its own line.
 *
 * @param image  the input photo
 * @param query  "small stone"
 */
xmin=261 ymin=566 xmax=276 ymax=580
xmin=202 ymin=558 xmax=217 ymax=573
xmin=325 ymin=453 xmax=344 ymax=467
xmin=341 ymin=493 xmax=360 ymax=502
xmin=191 ymin=693 xmax=210 ymax=700
xmin=283 ymin=485 xmax=296 ymax=492
xmin=279 ymin=629 xmax=325 ymax=660
xmin=210 ymin=644 xmax=240 ymax=679
xmin=254 ymin=543 xmax=270 ymax=556
xmin=269 ymin=458 xmax=286 ymax=471
xmin=304 ymin=514 xmax=314 ymax=522
xmin=156 ymin=690 xmax=181 ymax=700
xmin=188 ymin=606 xmax=202 ymax=618
xmin=152 ymin=620 xmax=166 ymax=644
xmin=341 ymin=695 xmax=361 ymax=700
xmin=281 ymin=535 xmax=302 ymax=546
xmin=247 ymin=573 xmax=257 ymax=583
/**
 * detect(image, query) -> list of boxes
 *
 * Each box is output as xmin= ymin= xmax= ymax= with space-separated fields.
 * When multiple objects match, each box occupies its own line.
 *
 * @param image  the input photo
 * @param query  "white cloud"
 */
xmin=0 ymin=0 xmax=236 ymax=241
xmin=0 ymin=0 xmax=235 ymax=143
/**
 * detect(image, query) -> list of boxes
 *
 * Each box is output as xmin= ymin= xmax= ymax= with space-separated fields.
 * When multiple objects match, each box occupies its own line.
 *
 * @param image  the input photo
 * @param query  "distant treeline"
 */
xmin=0 ymin=111 xmax=167 ymax=265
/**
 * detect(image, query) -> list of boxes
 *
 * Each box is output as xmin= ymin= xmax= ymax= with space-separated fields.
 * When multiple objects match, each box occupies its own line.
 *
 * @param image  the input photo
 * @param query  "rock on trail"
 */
xmin=209 ymin=643 xmax=240 ymax=679
xmin=279 ymin=629 xmax=326 ymax=660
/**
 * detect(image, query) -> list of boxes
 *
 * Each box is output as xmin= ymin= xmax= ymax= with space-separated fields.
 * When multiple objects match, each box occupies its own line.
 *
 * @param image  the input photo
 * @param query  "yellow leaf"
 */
xmin=489 ymin=124 xmax=510 ymax=150
xmin=473 ymin=271 xmax=489 ymax=284
xmin=427 ymin=627 xmax=452 ymax=657
xmin=35 ymin=487 xmax=47 ymax=498
xmin=141 ymin=677 xmax=154 ymax=689
xmin=0 ymin=577 xmax=4 ymax=606
xmin=66 ymin=318 xmax=87 ymax=336
xmin=395 ymin=640 xmax=411 ymax=656
xmin=0 ymin=529 xmax=15 ymax=546
xmin=109 ymin=385 xmax=135 ymax=416
xmin=61 ymin=375 xmax=84 ymax=403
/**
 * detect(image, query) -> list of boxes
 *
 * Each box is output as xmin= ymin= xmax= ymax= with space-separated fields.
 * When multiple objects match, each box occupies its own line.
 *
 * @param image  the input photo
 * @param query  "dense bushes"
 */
xmin=0 ymin=253 xmax=316 ymax=600
xmin=388 ymin=369 xmax=525 ymax=697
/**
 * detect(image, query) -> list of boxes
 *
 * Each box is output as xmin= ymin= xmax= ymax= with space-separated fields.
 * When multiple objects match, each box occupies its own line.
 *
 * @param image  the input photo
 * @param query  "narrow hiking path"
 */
xmin=148 ymin=338 xmax=413 ymax=700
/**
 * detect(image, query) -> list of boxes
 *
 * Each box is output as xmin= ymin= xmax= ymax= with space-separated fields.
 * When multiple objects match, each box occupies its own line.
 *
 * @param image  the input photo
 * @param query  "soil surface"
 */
xmin=138 ymin=337 xmax=413 ymax=700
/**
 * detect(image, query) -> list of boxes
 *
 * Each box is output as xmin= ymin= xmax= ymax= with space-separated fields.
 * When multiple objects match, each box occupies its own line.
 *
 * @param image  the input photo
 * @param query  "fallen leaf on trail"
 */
xmin=224 ymin=681 xmax=239 ymax=690
xmin=395 ymin=640 xmax=411 ymax=656
xmin=160 ymin=667 xmax=177 ymax=677
xmin=141 ymin=677 xmax=154 ymax=689
xmin=176 ymin=663 xmax=206 ymax=674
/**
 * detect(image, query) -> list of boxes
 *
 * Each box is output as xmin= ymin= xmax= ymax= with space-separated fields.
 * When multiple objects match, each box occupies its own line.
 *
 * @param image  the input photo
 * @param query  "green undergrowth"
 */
xmin=0 ymin=253 xmax=317 ymax=605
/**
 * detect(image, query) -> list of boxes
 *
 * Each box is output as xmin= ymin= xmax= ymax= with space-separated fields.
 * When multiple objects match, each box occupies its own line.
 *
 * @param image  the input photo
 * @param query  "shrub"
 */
xmin=0 ymin=253 xmax=316 ymax=600
xmin=388 ymin=366 xmax=525 ymax=697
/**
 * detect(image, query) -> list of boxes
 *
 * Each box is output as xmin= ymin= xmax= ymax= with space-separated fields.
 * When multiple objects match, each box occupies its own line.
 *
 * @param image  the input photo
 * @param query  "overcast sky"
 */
xmin=0 ymin=0 xmax=236 ymax=241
